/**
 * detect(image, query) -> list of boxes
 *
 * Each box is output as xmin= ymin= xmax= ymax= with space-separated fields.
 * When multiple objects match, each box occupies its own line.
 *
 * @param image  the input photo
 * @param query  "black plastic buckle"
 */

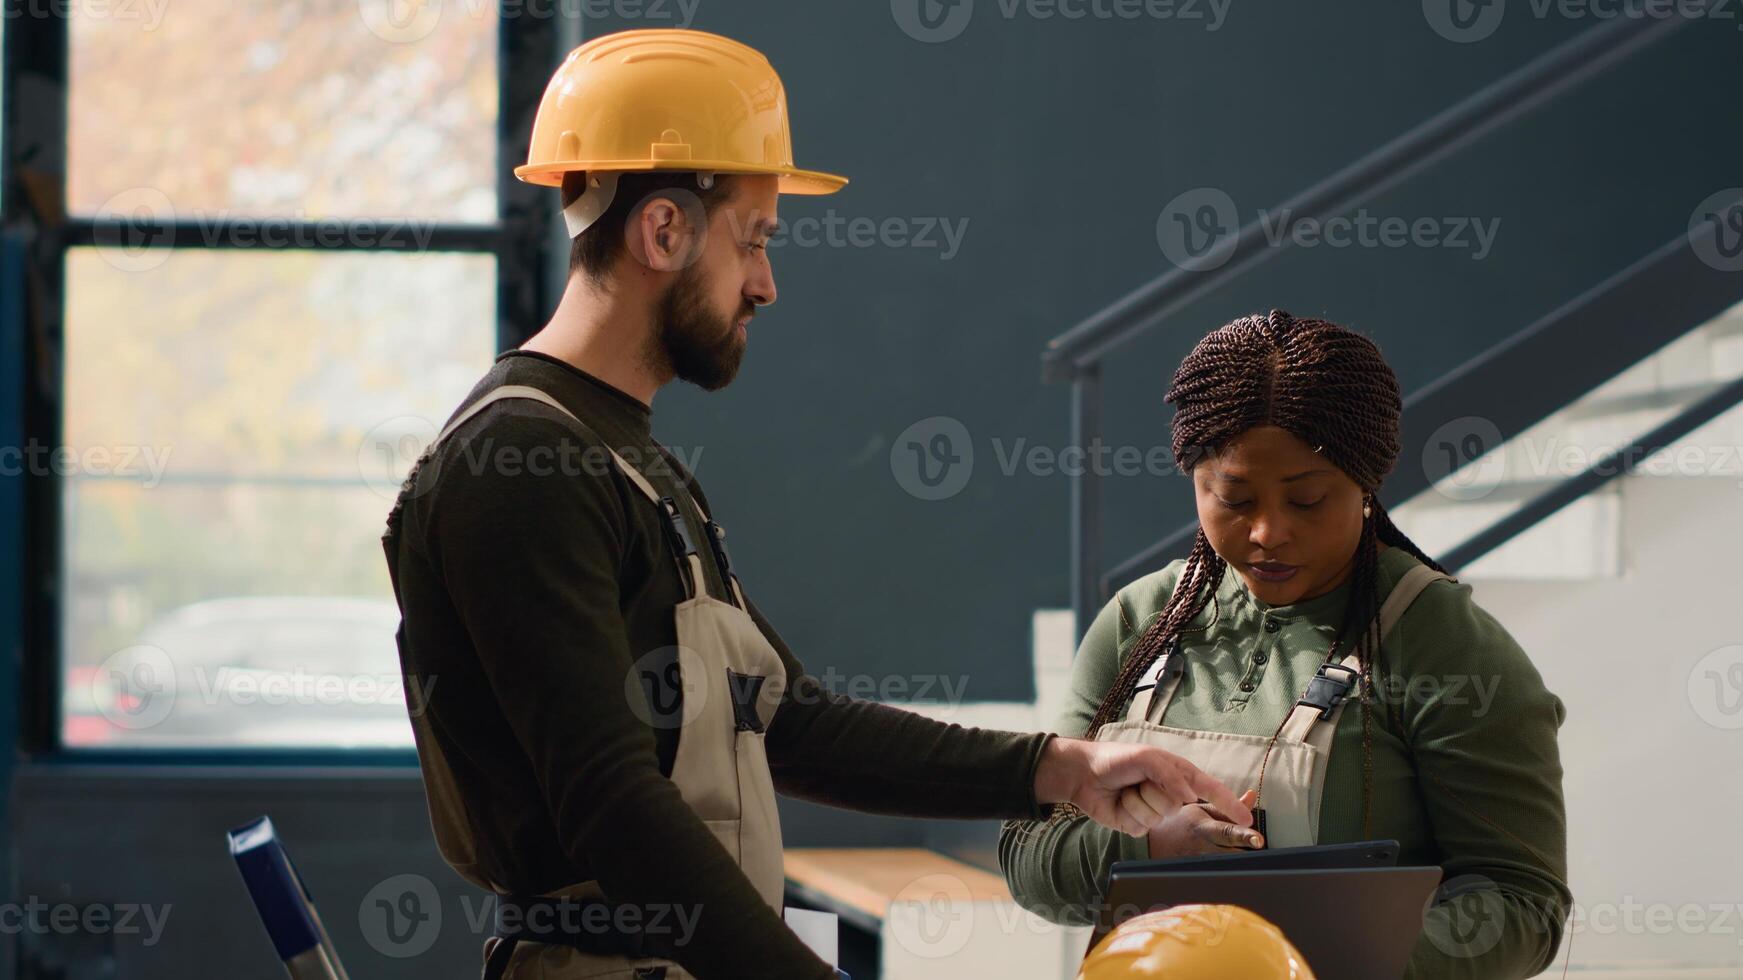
xmin=1130 ymin=648 xmax=1183 ymax=703
xmin=1297 ymin=661 xmax=1360 ymax=719
xmin=657 ymin=497 xmax=698 ymax=558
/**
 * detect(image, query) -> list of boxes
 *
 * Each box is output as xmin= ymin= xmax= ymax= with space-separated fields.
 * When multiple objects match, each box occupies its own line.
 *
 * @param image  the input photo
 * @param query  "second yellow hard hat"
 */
xmin=1077 ymin=904 xmax=1316 ymax=980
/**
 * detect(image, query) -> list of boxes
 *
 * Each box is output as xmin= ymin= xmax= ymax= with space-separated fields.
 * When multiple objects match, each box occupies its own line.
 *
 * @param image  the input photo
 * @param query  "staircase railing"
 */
xmin=1040 ymin=14 xmax=1696 ymax=634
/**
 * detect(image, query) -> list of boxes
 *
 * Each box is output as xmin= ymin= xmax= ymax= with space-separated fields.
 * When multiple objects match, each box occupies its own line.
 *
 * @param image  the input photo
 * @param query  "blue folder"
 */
xmin=228 ymin=816 xmax=350 ymax=980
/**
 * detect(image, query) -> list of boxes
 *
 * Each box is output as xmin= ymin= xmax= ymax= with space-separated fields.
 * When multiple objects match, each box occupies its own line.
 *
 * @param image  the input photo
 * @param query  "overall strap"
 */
xmin=1130 ymin=571 xmax=1200 ymax=724
xmin=427 ymin=384 xmax=722 ymax=603
xmin=1277 ymin=562 xmax=1454 ymax=744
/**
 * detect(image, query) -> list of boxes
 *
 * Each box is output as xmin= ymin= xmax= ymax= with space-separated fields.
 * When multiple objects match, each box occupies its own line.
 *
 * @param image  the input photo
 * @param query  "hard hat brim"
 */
xmin=514 ymin=160 xmax=847 ymax=195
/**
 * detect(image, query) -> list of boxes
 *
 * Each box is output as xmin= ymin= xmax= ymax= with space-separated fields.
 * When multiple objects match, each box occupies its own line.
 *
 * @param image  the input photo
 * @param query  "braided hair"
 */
xmin=1084 ymin=310 xmax=1447 ymax=834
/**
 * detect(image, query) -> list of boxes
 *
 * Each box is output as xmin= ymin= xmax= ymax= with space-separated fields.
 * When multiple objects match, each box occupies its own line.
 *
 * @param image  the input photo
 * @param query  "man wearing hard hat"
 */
xmin=381 ymin=29 xmax=1249 ymax=980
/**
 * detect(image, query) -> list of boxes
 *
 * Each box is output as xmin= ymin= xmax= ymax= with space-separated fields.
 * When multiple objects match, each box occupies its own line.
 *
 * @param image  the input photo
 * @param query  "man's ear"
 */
xmin=628 ymin=194 xmax=703 ymax=273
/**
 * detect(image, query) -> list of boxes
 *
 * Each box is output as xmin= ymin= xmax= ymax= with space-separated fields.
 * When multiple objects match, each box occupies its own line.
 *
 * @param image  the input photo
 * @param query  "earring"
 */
xmin=1362 ymin=496 xmax=1373 ymax=519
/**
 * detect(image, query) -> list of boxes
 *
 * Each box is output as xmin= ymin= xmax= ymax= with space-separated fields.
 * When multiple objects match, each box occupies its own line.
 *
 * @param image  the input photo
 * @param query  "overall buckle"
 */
xmin=1297 ymin=661 xmax=1360 ymax=719
xmin=657 ymin=497 xmax=698 ymax=558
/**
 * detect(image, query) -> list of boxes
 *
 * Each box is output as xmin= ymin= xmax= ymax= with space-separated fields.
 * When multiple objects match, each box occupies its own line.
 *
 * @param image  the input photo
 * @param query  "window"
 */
xmin=68 ymin=0 xmax=497 ymax=221
xmin=62 ymin=249 xmax=494 ymax=748
xmin=42 ymin=1 xmax=537 ymax=750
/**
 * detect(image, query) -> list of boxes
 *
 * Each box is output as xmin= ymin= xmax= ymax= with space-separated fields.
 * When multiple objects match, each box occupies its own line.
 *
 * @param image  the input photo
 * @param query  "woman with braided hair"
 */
xmin=1000 ymin=311 xmax=1571 ymax=978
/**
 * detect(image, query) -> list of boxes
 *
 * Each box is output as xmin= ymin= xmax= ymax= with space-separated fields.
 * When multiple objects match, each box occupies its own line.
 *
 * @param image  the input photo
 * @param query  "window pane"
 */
xmin=69 ymin=0 xmax=498 ymax=222
xmin=61 ymin=248 xmax=496 ymax=748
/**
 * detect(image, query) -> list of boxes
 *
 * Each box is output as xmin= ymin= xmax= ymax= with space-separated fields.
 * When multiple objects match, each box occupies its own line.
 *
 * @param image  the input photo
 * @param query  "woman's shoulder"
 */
xmin=1381 ymin=548 xmax=1543 ymax=679
xmin=1096 ymin=558 xmax=1229 ymax=661
xmin=1114 ymin=557 xmax=1188 ymax=616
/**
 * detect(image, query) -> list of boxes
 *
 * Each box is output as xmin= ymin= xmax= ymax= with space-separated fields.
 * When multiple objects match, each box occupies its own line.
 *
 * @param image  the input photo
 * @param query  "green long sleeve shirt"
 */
xmin=384 ymin=350 xmax=1053 ymax=980
xmin=998 ymin=547 xmax=1572 ymax=979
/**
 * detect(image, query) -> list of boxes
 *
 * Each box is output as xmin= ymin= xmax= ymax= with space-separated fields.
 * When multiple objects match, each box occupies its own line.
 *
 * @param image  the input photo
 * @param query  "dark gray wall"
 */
xmin=639 ymin=5 xmax=1743 ymax=699
xmin=13 ymin=4 xmax=1743 ymax=977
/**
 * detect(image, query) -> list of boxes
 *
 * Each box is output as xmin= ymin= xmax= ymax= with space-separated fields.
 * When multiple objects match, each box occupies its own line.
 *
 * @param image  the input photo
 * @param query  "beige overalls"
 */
xmin=386 ymin=385 xmax=789 ymax=980
xmin=1094 ymin=563 xmax=1453 ymax=848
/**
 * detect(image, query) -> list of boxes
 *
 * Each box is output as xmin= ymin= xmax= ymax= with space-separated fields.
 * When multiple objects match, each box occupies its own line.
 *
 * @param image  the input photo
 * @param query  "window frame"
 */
xmin=1 ymin=3 xmax=576 ymax=765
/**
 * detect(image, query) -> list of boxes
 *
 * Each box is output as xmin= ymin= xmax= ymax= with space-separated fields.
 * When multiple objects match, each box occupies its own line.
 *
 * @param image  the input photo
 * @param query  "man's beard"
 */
xmin=654 ymin=264 xmax=751 ymax=391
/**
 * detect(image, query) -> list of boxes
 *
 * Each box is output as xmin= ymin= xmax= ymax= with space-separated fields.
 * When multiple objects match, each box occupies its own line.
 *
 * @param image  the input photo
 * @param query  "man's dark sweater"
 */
xmin=382 ymin=349 xmax=1053 ymax=978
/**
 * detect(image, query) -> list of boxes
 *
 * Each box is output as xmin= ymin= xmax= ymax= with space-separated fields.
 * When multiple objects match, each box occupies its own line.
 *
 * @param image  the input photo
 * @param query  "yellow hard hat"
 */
xmin=1076 ymin=904 xmax=1316 ymax=980
xmin=515 ymin=28 xmax=848 ymax=195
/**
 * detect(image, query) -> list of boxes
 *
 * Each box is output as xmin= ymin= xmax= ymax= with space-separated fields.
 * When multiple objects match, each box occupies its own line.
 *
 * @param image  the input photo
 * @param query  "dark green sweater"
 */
xmin=998 ymin=548 xmax=1571 ymax=979
xmin=384 ymin=350 xmax=1053 ymax=979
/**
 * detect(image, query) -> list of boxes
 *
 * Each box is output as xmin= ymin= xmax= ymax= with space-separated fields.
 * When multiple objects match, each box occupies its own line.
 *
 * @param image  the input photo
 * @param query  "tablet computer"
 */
xmin=1110 ymin=838 xmax=1401 ymax=876
xmin=1091 ymin=866 xmax=1442 ymax=980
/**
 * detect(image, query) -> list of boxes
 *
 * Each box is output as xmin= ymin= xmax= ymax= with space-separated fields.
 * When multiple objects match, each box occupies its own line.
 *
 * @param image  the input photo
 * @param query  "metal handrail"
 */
xmin=1442 ymin=372 xmax=1743 ymax=570
xmin=1040 ymin=13 xmax=1686 ymax=382
xmin=1044 ymin=13 xmax=1697 ymax=635
xmin=1104 ymin=202 xmax=1743 ymax=595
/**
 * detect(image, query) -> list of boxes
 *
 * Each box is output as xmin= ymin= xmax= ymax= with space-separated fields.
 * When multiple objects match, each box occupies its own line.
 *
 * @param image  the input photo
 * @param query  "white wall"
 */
xmin=1461 ymin=473 xmax=1743 ymax=972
